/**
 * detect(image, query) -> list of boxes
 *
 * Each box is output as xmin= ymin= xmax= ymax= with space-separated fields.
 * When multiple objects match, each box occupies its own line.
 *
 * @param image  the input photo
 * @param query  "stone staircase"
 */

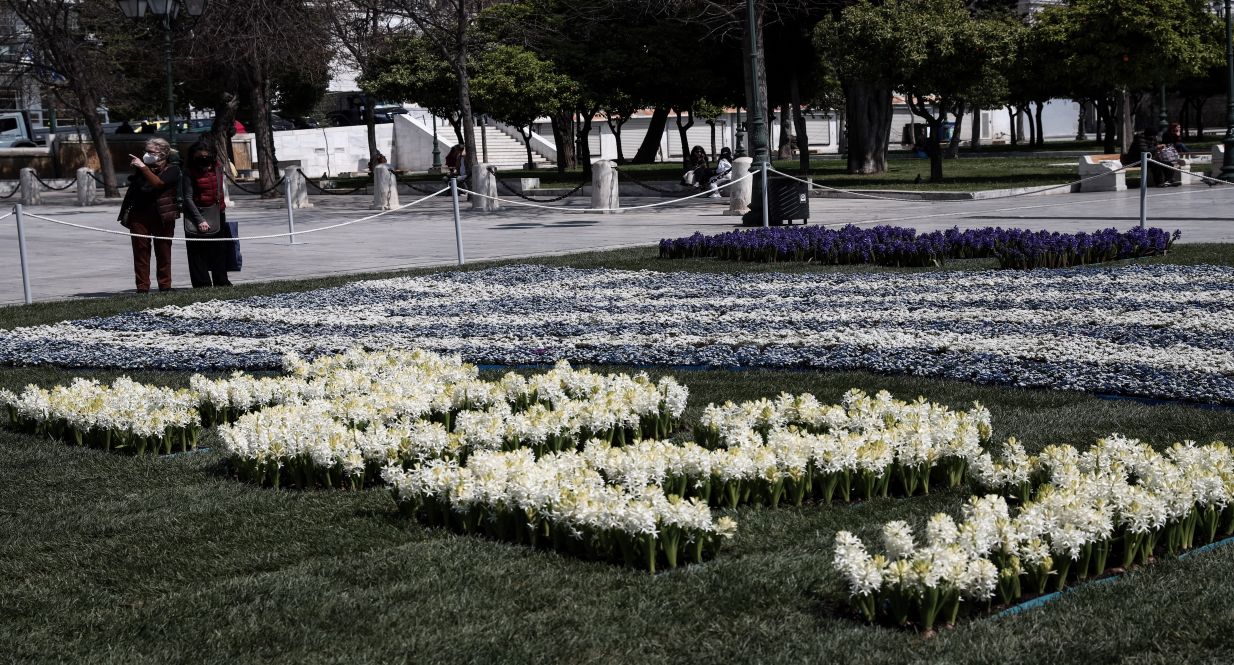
xmin=474 ymin=126 xmax=555 ymax=170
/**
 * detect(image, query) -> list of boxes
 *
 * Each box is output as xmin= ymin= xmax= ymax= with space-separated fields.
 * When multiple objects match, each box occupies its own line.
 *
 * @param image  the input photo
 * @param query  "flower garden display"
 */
xmin=659 ymin=225 xmax=1180 ymax=269
xmin=0 ymin=264 xmax=1228 ymax=405
xmin=835 ymin=435 xmax=1234 ymax=629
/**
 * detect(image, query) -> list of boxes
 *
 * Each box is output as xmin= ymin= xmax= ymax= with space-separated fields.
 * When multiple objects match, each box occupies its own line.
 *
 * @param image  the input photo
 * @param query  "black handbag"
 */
xmin=184 ymin=204 xmax=221 ymax=236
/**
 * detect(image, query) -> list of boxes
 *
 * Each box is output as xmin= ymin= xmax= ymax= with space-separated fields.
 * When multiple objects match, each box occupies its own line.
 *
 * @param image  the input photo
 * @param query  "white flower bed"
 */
xmin=0 ymin=264 xmax=1231 ymax=403
xmin=1 ymin=378 xmax=201 ymax=454
xmin=835 ymin=435 xmax=1234 ymax=628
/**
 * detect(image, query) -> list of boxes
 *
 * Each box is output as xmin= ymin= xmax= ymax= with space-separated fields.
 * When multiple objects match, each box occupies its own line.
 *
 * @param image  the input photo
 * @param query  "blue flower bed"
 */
xmin=658 ymin=225 xmax=1180 ymax=269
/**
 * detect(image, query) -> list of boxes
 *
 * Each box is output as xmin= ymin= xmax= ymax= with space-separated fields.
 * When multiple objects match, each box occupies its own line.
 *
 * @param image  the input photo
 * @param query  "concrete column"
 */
xmin=1213 ymin=144 xmax=1226 ymax=179
xmin=285 ymin=166 xmax=312 ymax=209
xmin=76 ymin=168 xmax=97 ymax=206
xmin=590 ymin=160 xmax=620 ymax=213
xmin=371 ymin=164 xmax=399 ymax=210
xmin=471 ymin=163 xmax=500 ymax=211
xmin=724 ymin=157 xmax=753 ymax=216
xmin=19 ymin=168 xmax=41 ymax=206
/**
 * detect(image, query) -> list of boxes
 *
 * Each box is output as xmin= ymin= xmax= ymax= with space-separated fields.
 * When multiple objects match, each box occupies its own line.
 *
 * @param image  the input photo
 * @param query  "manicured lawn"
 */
xmin=3 ymin=246 xmax=1234 ymax=663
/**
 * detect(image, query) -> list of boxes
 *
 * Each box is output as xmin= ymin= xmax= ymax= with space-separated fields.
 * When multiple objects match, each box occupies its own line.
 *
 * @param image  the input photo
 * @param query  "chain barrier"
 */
xmin=403 ymin=181 xmax=452 ymax=196
xmin=767 ymin=160 xmax=1148 ymax=204
xmin=0 ymin=182 xmax=20 ymax=200
xmin=88 ymin=172 xmax=130 ymax=190
xmin=460 ymin=171 xmax=752 ymax=213
xmin=17 ymin=186 xmax=451 ymax=243
xmin=612 ymin=167 xmax=681 ymax=194
xmin=32 ymin=174 xmax=76 ymax=191
xmin=225 ymin=171 xmax=286 ymax=195
xmin=496 ymin=177 xmax=587 ymax=203
xmin=303 ymin=175 xmax=371 ymax=196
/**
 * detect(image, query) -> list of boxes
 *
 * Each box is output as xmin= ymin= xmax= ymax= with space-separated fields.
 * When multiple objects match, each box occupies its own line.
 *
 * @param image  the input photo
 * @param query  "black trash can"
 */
xmin=742 ymin=176 xmax=810 ymax=226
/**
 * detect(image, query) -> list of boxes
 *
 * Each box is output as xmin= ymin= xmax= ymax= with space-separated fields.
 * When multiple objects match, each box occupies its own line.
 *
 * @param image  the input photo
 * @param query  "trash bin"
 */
xmin=742 ymin=176 xmax=810 ymax=226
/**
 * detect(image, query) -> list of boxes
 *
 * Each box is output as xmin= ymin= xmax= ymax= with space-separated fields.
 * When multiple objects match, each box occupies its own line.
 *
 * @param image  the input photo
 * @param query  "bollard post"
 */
xmin=285 ymin=170 xmax=296 ymax=245
xmin=761 ymin=162 xmax=770 ymax=228
xmin=724 ymin=157 xmax=753 ymax=216
xmin=450 ymin=176 xmax=465 ymax=265
xmin=76 ymin=167 xmax=96 ymax=206
xmin=19 ymin=168 xmax=41 ymax=206
xmin=1140 ymin=151 xmax=1149 ymax=229
xmin=371 ymin=164 xmax=399 ymax=210
xmin=590 ymin=160 xmax=620 ymax=213
xmin=14 ymin=204 xmax=32 ymax=304
xmin=471 ymin=163 xmax=500 ymax=211
xmin=286 ymin=166 xmax=311 ymax=210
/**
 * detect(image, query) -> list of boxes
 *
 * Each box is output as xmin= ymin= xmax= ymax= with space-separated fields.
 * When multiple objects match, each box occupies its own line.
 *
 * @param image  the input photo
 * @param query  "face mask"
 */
xmin=193 ymin=155 xmax=211 ymax=166
xmin=142 ymin=152 xmax=159 ymax=165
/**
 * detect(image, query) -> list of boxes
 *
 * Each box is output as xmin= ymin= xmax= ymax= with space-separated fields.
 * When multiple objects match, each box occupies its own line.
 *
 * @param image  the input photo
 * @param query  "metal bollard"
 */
xmin=450 ymin=176 xmax=465 ymax=265
xmin=14 ymin=204 xmax=32 ymax=304
xmin=285 ymin=171 xmax=296 ymax=245
xmin=1140 ymin=151 xmax=1149 ymax=229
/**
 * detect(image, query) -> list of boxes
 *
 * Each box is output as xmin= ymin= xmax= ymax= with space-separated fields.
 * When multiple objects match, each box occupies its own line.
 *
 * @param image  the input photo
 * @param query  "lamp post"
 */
xmin=745 ymin=0 xmax=769 ymax=168
xmin=1158 ymin=84 xmax=1169 ymax=135
xmin=116 ymin=0 xmax=209 ymax=155
xmin=734 ymin=108 xmax=746 ymax=157
xmin=1222 ymin=0 xmax=1234 ymax=181
xmin=430 ymin=114 xmax=442 ymax=173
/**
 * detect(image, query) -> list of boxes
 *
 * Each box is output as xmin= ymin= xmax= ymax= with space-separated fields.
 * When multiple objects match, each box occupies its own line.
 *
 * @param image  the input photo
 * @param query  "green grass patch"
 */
xmin=4 ymin=245 xmax=1234 ymax=662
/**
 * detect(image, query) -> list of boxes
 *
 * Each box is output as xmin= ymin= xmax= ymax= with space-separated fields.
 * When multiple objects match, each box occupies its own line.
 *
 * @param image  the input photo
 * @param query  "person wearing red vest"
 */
xmin=118 ymin=138 xmax=180 ymax=293
xmin=182 ymin=139 xmax=233 ymax=288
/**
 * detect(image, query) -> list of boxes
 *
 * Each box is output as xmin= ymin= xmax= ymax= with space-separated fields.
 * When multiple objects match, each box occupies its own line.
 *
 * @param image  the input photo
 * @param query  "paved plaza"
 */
xmin=1 ymin=184 xmax=1233 ymax=304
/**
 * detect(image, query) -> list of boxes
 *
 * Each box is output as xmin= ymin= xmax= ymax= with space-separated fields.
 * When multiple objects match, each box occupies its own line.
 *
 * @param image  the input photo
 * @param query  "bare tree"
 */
xmin=184 ymin=0 xmax=330 ymax=196
xmin=377 ymin=0 xmax=497 ymax=180
xmin=323 ymin=0 xmax=401 ymax=170
xmin=5 ymin=0 xmax=134 ymax=197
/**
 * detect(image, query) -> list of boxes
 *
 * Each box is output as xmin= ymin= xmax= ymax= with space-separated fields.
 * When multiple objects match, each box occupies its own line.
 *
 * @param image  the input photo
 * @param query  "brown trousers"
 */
xmin=129 ymin=213 xmax=175 ymax=292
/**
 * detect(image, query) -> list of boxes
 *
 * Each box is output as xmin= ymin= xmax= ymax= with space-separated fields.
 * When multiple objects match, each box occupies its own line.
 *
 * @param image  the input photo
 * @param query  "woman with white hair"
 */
xmin=118 ymin=137 xmax=181 ymax=293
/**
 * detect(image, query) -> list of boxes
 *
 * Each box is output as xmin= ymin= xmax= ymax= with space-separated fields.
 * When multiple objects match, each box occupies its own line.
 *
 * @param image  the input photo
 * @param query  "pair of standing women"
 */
xmin=118 ymin=138 xmax=232 ymax=292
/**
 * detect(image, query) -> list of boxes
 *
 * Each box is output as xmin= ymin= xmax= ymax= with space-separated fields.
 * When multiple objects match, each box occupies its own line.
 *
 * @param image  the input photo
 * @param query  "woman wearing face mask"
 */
xmin=118 ymin=138 xmax=181 ymax=293
xmin=181 ymin=139 xmax=232 ymax=288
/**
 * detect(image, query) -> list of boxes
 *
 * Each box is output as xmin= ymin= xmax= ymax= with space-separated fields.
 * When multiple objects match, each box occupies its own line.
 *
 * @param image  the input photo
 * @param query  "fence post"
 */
xmin=1140 ymin=151 xmax=1149 ymax=229
xmin=590 ymin=160 xmax=620 ymax=213
xmin=14 ymin=204 xmax=32 ymax=304
xmin=761 ymin=162 xmax=770 ymax=228
xmin=724 ymin=157 xmax=753 ymax=216
xmin=76 ymin=167 xmax=96 ymax=206
xmin=286 ymin=166 xmax=311 ymax=210
xmin=19 ymin=168 xmax=41 ymax=206
xmin=371 ymin=164 xmax=399 ymax=210
xmin=450 ymin=176 xmax=465 ymax=265
xmin=284 ymin=169 xmax=297 ymax=245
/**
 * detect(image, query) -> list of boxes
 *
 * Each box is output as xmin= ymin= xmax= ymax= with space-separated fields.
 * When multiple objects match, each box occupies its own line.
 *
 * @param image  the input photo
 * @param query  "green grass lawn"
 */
xmin=4 ymin=246 xmax=1234 ymax=663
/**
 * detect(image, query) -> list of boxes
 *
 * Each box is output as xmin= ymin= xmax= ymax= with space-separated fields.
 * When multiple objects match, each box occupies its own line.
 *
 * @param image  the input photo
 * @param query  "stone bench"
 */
xmin=1075 ymin=154 xmax=1125 ymax=192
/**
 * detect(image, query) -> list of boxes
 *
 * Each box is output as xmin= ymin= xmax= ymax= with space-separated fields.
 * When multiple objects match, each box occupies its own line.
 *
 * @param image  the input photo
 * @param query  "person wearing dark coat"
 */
xmin=118 ymin=137 xmax=180 ymax=293
xmin=182 ymin=139 xmax=233 ymax=288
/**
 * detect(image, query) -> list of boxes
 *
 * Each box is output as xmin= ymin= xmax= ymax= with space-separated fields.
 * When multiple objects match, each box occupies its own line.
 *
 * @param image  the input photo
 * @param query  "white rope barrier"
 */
xmin=458 ymin=172 xmax=754 ymax=213
xmin=17 ymin=187 xmax=451 ymax=242
xmin=1146 ymin=158 xmax=1234 ymax=187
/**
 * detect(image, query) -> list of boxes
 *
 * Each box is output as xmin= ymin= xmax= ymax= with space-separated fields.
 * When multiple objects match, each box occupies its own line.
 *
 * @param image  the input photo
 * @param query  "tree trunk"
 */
xmin=632 ymin=106 xmax=669 ymax=163
xmin=1025 ymin=106 xmax=1036 ymax=146
xmin=247 ymin=69 xmax=279 ymax=199
xmin=708 ymin=120 xmax=716 ymax=159
xmin=675 ymin=107 xmax=695 ymax=166
xmin=578 ymin=107 xmax=597 ymax=176
xmin=606 ymin=114 xmax=629 ymax=164
xmin=1008 ymin=106 xmax=1018 ymax=145
xmin=1193 ymin=98 xmax=1207 ymax=138
xmin=1097 ymin=97 xmax=1118 ymax=154
xmin=209 ymin=89 xmax=241 ymax=166
xmin=969 ymin=107 xmax=982 ymax=153
xmin=1120 ymin=89 xmax=1133 ymax=155
xmin=456 ymin=71 xmax=479 ymax=182
xmin=790 ymin=72 xmax=809 ymax=172
xmin=1034 ymin=101 xmax=1045 ymax=147
xmin=841 ymin=79 xmax=891 ymax=174
xmin=364 ymin=93 xmax=379 ymax=170
xmin=777 ymin=100 xmax=793 ymax=159
xmin=74 ymin=90 xmax=119 ymax=198
xmin=946 ymin=101 xmax=965 ymax=158
xmin=519 ymin=126 xmax=534 ymax=168
xmin=550 ymin=110 xmax=576 ymax=173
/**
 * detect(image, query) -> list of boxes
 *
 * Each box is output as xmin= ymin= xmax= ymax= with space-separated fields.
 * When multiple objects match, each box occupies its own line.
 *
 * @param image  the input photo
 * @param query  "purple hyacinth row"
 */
xmin=658 ymin=225 xmax=1180 ymax=269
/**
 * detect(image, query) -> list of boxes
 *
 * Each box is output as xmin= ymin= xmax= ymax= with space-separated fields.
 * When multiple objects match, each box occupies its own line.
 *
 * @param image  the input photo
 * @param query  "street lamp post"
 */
xmin=734 ymin=108 xmax=745 ymax=158
xmin=1158 ymin=84 xmax=1169 ymax=136
xmin=1223 ymin=0 xmax=1234 ymax=181
xmin=430 ymin=114 xmax=442 ymax=173
xmin=116 ymin=0 xmax=209 ymax=156
xmin=743 ymin=0 xmax=771 ymax=227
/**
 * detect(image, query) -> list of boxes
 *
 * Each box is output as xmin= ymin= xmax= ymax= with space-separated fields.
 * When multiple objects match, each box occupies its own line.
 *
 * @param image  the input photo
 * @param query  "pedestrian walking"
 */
xmin=182 ymin=139 xmax=233 ymax=288
xmin=118 ymin=138 xmax=181 ymax=293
